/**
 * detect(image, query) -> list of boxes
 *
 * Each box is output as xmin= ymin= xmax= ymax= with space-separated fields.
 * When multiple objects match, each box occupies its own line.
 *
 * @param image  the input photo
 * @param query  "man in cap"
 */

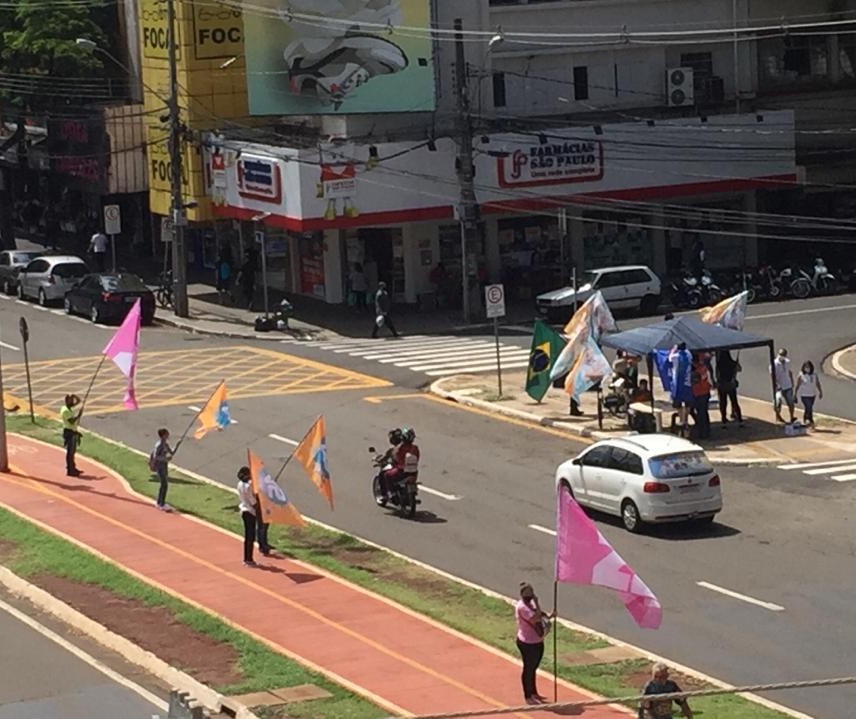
xmin=772 ymin=347 xmax=796 ymax=423
xmin=60 ymin=394 xmax=83 ymax=476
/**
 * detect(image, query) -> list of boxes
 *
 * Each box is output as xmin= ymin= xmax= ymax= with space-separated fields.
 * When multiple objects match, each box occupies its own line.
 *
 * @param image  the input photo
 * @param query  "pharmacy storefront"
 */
xmin=206 ymin=111 xmax=796 ymax=305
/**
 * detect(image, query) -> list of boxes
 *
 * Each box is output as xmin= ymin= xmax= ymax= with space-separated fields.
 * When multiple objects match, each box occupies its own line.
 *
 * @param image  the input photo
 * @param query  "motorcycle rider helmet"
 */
xmin=401 ymin=427 xmax=415 ymax=443
xmin=388 ymin=428 xmax=403 ymax=445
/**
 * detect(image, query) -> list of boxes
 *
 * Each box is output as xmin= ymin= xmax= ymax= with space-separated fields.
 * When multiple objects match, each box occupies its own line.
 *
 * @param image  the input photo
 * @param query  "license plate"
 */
xmin=679 ymin=485 xmax=700 ymax=493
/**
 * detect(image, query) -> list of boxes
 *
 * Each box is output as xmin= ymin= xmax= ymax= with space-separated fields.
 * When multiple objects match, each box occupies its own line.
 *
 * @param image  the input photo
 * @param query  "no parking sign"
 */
xmin=485 ymin=284 xmax=506 ymax=319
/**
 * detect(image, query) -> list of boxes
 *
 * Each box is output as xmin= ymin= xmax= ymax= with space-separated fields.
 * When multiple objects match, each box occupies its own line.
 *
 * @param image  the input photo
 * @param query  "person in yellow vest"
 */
xmin=60 ymin=394 xmax=82 ymax=476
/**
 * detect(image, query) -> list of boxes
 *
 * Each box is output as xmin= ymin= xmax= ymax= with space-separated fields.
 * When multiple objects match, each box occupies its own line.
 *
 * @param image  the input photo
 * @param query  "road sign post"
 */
xmin=255 ymin=230 xmax=269 ymax=319
xmin=104 ymin=205 xmax=121 ymax=273
xmin=484 ymin=283 xmax=507 ymax=397
xmin=18 ymin=317 xmax=33 ymax=423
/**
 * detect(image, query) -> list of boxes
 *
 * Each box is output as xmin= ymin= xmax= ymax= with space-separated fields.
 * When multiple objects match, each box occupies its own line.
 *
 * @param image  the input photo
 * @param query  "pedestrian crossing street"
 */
xmin=778 ymin=458 xmax=856 ymax=483
xmin=280 ymin=334 xmax=532 ymax=376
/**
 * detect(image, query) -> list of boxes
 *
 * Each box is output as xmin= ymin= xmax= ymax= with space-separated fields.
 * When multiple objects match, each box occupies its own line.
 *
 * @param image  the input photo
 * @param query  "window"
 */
xmin=573 ymin=66 xmax=589 ymax=101
xmin=758 ymin=36 xmax=828 ymax=87
xmin=623 ymin=269 xmax=653 ymax=284
xmin=26 ymin=259 xmax=49 ymax=274
xmin=595 ymin=271 xmax=623 ymax=288
xmin=608 ymin=448 xmax=644 ymax=475
xmin=52 ymin=263 xmax=88 ymax=279
xmin=13 ymin=251 xmax=41 ymax=265
xmin=100 ymin=274 xmax=147 ymax=291
xmin=0 ymin=254 xmax=8 ymax=267
xmin=680 ymin=52 xmax=713 ymax=78
xmin=492 ymin=72 xmax=507 ymax=108
xmin=580 ymin=446 xmax=611 ymax=468
xmin=649 ymin=451 xmax=714 ymax=479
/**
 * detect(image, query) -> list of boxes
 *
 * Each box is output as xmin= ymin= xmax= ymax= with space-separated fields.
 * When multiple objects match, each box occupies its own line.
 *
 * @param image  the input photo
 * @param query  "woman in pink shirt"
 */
xmin=515 ymin=582 xmax=552 ymax=704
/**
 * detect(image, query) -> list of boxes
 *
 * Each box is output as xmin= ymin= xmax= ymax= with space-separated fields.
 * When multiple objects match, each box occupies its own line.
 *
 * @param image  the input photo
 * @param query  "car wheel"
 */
xmin=64 ymin=296 xmax=73 ymax=315
xmin=621 ymin=499 xmax=643 ymax=533
xmin=558 ymin=479 xmax=574 ymax=498
xmin=639 ymin=294 xmax=660 ymax=316
xmin=38 ymin=288 xmax=47 ymax=306
xmin=2 ymin=279 xmax=9 ymax=295
xmin=90 ymin=304 xmax=101 ymax=324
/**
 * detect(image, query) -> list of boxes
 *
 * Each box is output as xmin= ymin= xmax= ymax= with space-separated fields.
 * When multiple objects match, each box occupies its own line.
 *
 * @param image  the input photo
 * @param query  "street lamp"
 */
xmin=76 ymin=29 xmax=189 ymax=319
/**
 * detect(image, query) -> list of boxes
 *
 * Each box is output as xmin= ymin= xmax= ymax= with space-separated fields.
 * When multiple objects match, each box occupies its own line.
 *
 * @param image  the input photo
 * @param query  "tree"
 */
xmin=1 ymin=0 xmax=110 ymax=111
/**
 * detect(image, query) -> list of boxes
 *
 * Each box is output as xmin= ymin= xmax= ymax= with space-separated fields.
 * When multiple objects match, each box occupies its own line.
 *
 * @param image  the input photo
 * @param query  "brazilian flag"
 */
xmin=525 ymin=320 xmax=566 ymax=402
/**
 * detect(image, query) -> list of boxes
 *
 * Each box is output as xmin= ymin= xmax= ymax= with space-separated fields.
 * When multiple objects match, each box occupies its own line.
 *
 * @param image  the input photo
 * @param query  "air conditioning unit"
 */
xmin=666 ymin=67 xmax=694 ymax=107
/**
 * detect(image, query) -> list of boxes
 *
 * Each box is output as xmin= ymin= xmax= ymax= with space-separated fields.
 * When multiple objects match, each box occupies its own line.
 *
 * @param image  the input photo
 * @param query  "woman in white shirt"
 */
xmin=794 ymin=360 xmax=823 ymax=427
xmin=237 ymin=466 xmax=258 ymax=566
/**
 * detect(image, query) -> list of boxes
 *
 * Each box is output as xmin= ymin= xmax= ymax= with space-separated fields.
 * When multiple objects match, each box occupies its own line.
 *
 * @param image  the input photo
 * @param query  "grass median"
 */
xmin=4 ymin=415 xmax=793 ymax=719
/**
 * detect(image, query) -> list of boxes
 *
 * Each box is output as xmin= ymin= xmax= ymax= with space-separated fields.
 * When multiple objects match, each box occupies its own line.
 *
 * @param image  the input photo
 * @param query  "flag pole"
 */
xmin=172 ymin=381 xmax=223 ymax=456
xmin=552 ymin=579 xmax=559 ymax=703
xmin=272 ymin=415 xmax=319 ymax=483
xmin=77 ymin=354 xmax=108 ymax=422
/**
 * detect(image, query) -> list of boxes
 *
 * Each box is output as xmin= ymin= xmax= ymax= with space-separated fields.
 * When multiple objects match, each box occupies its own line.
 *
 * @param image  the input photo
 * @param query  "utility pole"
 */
xmin=167 ymin=0 xmax=189 ymax=317
xmin=0 ymin=345 xmax=8 ymax=472
xmin=454 ymin=17 xmax=478 ymax=325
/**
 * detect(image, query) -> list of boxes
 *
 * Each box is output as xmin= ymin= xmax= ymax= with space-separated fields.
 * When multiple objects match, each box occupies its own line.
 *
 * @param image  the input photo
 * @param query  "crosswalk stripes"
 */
xmin=280 ymin=334 xmax=532 ymax=376
xmin=777 ymin=458 xmax=856 ymax=482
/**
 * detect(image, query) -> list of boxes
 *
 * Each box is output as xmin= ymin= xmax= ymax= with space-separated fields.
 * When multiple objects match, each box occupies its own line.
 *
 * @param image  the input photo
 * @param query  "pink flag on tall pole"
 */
xmin=102 ymin=298 xmax=142 ymax=410
xmin=555 ymin=488 xmax=662 ymax=629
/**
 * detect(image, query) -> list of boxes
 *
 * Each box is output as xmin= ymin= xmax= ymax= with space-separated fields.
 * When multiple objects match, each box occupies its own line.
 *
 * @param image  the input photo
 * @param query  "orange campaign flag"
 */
xmin=292 ymin=416 xmax=334 ymax=510
xmin=248 ymin=449 xmax=305 ymax=527
xmin=194 ymin=381 xmax=232 ymax=439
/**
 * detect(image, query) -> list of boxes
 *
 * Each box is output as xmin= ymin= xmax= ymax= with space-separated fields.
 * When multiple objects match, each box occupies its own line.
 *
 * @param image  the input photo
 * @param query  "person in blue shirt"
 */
xmin=668 ymin=343 xmax=693 ymax=437
xmin=640 ymin=663 xmax=693 ymax=719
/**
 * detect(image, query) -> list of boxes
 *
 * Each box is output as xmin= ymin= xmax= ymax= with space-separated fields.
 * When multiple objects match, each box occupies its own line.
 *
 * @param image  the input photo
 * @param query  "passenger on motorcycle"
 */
xmin=381 ymin=427 xmax=420 ymax=499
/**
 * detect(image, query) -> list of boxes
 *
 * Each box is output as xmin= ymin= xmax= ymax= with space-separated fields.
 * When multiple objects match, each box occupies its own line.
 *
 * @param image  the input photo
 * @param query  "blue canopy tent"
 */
xmin=600 ymin=316 xmax=776 ymax=418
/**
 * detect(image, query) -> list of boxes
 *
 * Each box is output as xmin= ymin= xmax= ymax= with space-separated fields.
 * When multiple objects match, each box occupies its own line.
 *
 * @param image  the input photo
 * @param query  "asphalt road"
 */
xmin=1 ymin=294 xmax=855 ymax=718
xmin=0 ymin=594 xmax=167 ymax=718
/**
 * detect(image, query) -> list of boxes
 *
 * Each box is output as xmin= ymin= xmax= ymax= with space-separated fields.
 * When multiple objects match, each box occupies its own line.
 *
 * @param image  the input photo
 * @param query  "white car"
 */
xmin=536 ymin=265 xmax=661 ymax=323
xmin=17 ymin=255 xmax=89 ymax=306
xmin=555 ymin=435 xmax=722 ymax=532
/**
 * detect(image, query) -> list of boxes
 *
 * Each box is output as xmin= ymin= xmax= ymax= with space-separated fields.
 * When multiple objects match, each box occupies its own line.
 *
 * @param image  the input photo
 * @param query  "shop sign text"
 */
xmin=498 ymin=140 xmax=604 ymax=188
xmin=237 ymin=155 xmax=283 ymax=203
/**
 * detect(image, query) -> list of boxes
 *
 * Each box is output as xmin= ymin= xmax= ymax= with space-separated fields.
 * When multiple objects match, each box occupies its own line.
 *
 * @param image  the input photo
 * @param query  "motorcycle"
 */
xmin=776 ymin=266 xmax=811 ymax=299
xmin=669 ymin=272 xmax=703 ymax=309
xmin=369 ymin=446 xmax=420 ymax=519
xmin=698 ymin=269 xmax=724 ymax=305
xmin=756 ymin=265 xmax=784 ymax=301
xmin=803 ymin=258 xmax=837 ymax=295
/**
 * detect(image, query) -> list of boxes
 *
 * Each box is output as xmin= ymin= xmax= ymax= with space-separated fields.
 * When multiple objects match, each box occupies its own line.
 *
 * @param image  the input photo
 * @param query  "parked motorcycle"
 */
xmin=698 ymin=269 xmax=724 ymax=305
xmin=369 ymin=446 xmax=420 ymax=519
xmin=776 ymin=266 xmax=812 ymax=299
xmin=669 ymin=272 xmax=703 ymax=309
xmin=802 ymin=257 xmax=837 ymax=295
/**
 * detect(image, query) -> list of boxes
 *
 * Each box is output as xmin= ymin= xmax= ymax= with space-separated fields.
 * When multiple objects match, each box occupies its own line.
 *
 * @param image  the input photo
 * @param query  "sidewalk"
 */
xmin=432 ymin=370 xmax=856 ymax=466
xmin=829 ymin=344 xmax=856 ymax=381
xmin=0 ymin=434 xmax=628 ymax=719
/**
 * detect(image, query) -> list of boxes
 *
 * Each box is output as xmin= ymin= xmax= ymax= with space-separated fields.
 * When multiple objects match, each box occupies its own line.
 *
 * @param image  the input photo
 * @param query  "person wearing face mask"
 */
xmin=515 ymin=582 xmax=554 ymax=705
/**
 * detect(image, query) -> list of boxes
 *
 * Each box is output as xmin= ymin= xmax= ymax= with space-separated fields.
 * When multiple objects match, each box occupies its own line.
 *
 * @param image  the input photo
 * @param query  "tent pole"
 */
xmin=647 ymin=353 xmax=654 ymax=411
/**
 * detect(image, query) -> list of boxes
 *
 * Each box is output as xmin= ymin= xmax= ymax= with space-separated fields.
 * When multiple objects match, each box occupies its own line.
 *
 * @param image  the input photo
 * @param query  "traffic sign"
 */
xmin=18 ymin=317 xmax=28 ymax=343
xmin=161 ymin=217 xmax=174 ymax=243
xmin=104 ymin=204 xmax=121 ymax=235
xmin=485 ymin=283 xmax=506 ymax=319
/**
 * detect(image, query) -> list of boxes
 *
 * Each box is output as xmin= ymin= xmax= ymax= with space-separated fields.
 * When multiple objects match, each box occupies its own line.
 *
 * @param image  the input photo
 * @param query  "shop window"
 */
xmin=573 ymin=66 xmax=589 ymax=101
xmin=493 ymin=72 xmax=507 ymax=107
xmin=758 ymin=36 xmax=829 ymax=88
xmin=582 ymin=218 xmax=652 ymax=270
xmin=840 ymin=34 xmax=856 ymax=78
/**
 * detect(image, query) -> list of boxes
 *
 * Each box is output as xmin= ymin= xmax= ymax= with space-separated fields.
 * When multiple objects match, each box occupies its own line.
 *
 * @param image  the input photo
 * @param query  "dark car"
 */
xmin=0 ymin=250 xmax=44 ymax=294
xmin=64 ymin=273 xmax=156 ymax=325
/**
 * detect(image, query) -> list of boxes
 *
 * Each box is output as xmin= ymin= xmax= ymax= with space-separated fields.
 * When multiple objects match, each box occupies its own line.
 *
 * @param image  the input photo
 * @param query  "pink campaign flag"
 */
xmin=555 ymin=488 xmax=662 ymax=629
xmin=102 ymin=298 xmax=142 ymax=410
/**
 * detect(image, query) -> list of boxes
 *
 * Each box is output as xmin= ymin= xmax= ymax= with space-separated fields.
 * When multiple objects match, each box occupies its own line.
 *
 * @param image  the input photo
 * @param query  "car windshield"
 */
xmin=52 ymin=263 xmax=88 ymax=279
xmin=577 ymin=270 xmax=599 ymax=287
xmin=99 ymin=275 xmax=147 ymax=292
xmin=648 ymin=451 xmax=713 ymax=478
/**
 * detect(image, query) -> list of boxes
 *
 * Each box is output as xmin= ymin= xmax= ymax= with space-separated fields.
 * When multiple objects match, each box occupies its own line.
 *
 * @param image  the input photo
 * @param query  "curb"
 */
xmin=156 ymin=315 xmax=332 ymax=343
xmin=430 ymin=381 xmax=785 ymax=466
xmin=828 ymin=344 xmax=856 ymax=382
xmin=0 ymin=566 xmax=260 ymax=719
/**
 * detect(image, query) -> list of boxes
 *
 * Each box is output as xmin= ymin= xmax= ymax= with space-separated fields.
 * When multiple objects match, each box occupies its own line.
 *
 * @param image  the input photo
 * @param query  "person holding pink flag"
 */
xmin=555 ymin=486 xmax=662 ymax=629
xmin=514 ymin=582 xmax=554 ymax=705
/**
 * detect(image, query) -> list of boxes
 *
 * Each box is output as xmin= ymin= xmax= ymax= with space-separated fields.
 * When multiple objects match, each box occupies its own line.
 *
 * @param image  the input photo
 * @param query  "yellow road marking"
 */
xmin=0 ymin=469 xmax=530 ymax=719
xmin=2 ymin=346 xmax=390 ymax=414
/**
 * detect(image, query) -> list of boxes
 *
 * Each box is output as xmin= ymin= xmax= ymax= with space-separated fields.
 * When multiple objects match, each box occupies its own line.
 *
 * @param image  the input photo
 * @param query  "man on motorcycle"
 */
xmin=382 ymin=427 xmax=420 ymax=499
xmin=378 ymin=428 xmax=403 ymax=499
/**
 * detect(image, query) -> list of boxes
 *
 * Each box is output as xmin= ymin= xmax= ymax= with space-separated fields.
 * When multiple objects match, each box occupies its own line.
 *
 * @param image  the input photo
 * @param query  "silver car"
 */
xmin=0 ymin=250 xmax=44 ymax=295
xmin=17 ymin=255 xmax=89 ymax=306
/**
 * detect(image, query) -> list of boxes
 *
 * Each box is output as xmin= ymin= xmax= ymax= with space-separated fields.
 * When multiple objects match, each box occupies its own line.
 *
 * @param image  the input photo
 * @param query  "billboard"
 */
xmin=243 ymin=0 xmax=436 ymax=115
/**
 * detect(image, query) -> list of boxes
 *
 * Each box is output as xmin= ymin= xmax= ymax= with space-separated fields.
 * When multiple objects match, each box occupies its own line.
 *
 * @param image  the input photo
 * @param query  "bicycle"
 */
xmin=156 ymin=271 xmax=174 ymax=309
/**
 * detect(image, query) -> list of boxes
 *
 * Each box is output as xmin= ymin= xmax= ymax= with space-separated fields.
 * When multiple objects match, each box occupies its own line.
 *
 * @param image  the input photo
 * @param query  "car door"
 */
xmin=71 ymin=275 xmax=95 ymax=313
xmin=575 ymin=445 xmax=613 ymax=510
xmin=21 ymin=259 xmax=47 ymax=297
xmin=595 ymin=270 xmax=628 ymax=309
xmin=624 ymin=269 xmax=655 ymax=306
xmin=604 ymin=447 xmax=644 ymax=513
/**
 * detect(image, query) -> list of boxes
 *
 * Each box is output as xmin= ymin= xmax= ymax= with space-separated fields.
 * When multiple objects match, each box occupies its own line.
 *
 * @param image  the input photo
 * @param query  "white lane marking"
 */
xmin=803 ymin=463 xmax=856 ymax=475
xmin=832 ymin=473 xmax=856 ymax=482
xmin=405 ymin=349 xmax=531 ymax=369
xmin=778 ymin=458 xmax=856 ymax=470
xmin=369 ymin=343 xmax=504 ymax=361
xmin=419 ymin=485 xmax=462 ymax=501
xmin=378 ymin=345 xmax=529 ymax=364
xmin=268 ymin=433 xmax=299 ymax=446
xmin=0 ymin=597 xmax=168 ymax=712
xmin=746 ymin=302 xmax=856 ymax=322
xmin=186 ymin=405 xmax=238 ymax=424
xmin=528 ymin=523 xmax=557 ymax=537
xmin=424 ymin=360 xmax=532 ymax=376
xmin=0 ymin=340 xmax=20 ymax=351
xmin=338 ymin=339 xmax=477 ymax=356
xmin=696 ymin=581 xmax=785 ymax=612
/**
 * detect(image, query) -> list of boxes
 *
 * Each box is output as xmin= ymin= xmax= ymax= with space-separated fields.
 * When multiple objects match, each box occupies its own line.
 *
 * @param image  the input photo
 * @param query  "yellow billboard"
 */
xmin=139 ymin=0 xmax=249 ymax=219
